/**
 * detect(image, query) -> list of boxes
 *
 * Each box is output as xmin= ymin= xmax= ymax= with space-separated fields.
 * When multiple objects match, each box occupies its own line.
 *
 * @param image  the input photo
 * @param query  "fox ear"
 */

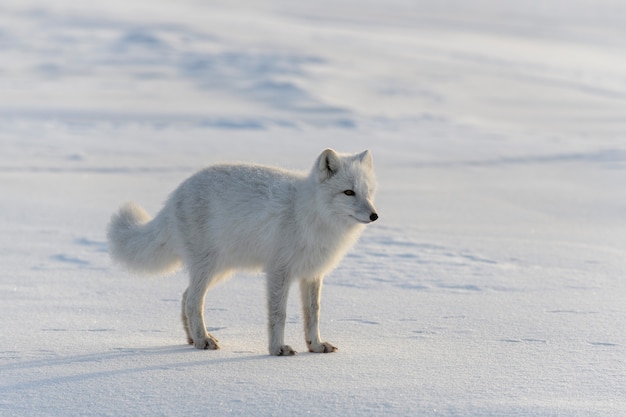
xmin=317 ymin=148 xmax=341 ymax=180
xmin=358 ymin=150 xmax=373 ymax=169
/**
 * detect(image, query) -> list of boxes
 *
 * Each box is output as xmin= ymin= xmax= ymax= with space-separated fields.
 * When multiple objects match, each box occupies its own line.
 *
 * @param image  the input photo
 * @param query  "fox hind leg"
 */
xmin=183 ymin=262 xmax=223 ymax=350
xmin=181 ymin=288 xmax=193 ymax=345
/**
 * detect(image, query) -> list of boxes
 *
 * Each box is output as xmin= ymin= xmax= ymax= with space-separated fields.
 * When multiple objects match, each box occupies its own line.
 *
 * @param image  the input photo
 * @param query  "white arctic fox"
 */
xmin=107 ymin=149 xmax=378 ymax=356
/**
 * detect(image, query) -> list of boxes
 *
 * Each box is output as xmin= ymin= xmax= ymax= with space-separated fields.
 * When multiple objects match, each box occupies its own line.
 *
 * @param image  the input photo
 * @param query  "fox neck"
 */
xmin=288 ymin=187 xmax=361 ymax=277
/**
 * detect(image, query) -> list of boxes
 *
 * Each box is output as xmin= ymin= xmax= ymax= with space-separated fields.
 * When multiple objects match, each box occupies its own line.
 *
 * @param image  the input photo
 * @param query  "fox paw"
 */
xmin=307 ymin=341 xmax=337 ymax=353
xmin=193 ymin=335 xmax=220 ymax=350
xmin=271 ymin=345 xmax=296 ymax=356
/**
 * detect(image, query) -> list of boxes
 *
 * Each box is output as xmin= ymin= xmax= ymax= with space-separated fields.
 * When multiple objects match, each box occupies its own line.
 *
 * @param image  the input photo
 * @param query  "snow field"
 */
xmin=1 ymin=1 xmax=625 ymax=416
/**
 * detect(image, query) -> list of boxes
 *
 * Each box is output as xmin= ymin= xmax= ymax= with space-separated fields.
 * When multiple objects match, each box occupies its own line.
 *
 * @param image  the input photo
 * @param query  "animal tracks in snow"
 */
xmin=50 ymin=254 xmax=91 ymax=267
xmin=73 ymin=237 xmax=108 ymax=253
xmin=336 ymin=318 xmax=381 ymax=326
xmin=36 ymin=236 xmax=109 ymax=271
xmin=498 ymin=338 xmax=548 ymax=344
xmin=588 ymin=341 xmax=620 ymax=347
xmin=339 ymin=227 xmax=520 ymax=293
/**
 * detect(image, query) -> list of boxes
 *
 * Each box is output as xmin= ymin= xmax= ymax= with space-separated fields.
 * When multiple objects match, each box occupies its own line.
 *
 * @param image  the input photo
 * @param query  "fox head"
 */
xmin=313 ymin=148 xmax=378 ymax=225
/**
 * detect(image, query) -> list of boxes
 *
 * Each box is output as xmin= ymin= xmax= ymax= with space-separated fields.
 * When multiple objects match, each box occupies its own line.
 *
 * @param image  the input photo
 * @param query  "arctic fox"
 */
xmin=107 ymin=149 xmax=378 ymax=356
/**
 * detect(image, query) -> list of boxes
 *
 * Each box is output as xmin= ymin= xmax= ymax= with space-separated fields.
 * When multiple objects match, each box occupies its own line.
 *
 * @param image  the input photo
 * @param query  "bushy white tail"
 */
xmin=107 ymin=202 xmax=181 ymax=275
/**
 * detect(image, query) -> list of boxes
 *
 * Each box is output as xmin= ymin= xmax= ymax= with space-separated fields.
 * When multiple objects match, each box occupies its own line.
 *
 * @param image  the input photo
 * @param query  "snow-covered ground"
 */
xmin=1 ymin=1 xmax=625 ymax=415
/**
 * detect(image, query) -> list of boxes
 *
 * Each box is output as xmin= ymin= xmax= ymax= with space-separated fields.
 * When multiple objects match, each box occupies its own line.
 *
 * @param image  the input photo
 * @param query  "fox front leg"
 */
xmin=300 ymin=278 xmax=337 ymax=353
xmin=266 ymin=271 xmax=296 ymax=356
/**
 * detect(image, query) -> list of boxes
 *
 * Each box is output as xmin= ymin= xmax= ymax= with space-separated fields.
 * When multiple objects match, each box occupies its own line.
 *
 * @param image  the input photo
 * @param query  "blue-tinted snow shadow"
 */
xmin=0 ymin=345 xmax=271 ymax=392
xmin=5 ymin=8 xmax=355 ymax=128
xmin=413 ymin=149 xmax=626 ymax=169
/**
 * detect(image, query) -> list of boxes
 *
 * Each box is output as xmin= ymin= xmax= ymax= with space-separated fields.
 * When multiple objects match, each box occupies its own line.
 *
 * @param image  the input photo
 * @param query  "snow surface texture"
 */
xmin=1 ymin=1 xmax=625 ymax=416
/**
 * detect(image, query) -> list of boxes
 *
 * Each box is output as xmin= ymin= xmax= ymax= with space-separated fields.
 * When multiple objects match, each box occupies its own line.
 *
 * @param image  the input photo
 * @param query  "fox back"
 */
xmin=166 ymin=149 xmax=377 ymax=279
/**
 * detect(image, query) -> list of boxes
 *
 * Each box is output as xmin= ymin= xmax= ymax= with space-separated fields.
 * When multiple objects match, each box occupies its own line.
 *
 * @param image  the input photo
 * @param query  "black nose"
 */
xmin=370 ymin=213 xmax=378 ymax=222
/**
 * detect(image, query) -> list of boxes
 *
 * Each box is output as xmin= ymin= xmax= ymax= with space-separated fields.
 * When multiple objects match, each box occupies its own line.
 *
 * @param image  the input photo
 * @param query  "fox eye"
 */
xmin=343 ymin=190 xmax=355 ymax=196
